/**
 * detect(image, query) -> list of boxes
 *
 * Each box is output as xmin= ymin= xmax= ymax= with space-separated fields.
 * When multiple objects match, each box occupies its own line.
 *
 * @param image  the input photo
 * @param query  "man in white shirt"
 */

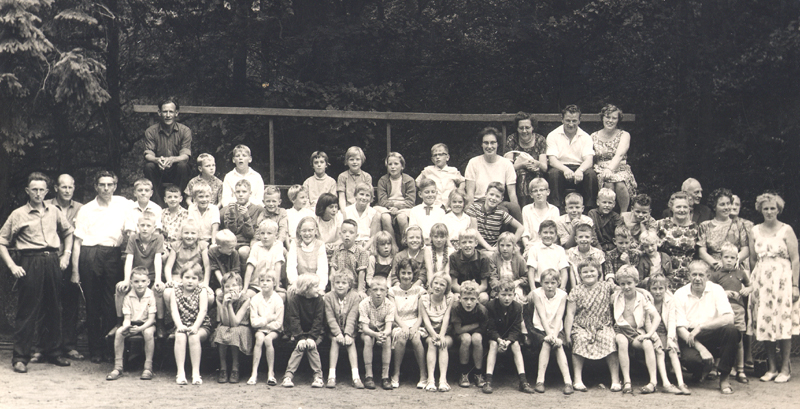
xmin=545 ymin=105 xmax=598 ymax=211
xmin=673 ymin=260 xmax=739 ymax=394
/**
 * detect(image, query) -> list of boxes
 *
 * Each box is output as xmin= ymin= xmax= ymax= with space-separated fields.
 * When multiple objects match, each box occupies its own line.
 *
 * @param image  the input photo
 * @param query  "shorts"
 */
xmin=614 ymin=324 xmax=644 ymax=344
xmin=731 ymin=303 xmax=746 ymax=332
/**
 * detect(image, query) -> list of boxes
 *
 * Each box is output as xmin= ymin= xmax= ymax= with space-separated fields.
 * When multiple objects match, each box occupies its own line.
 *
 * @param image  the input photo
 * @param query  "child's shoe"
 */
xmin=192 ymin=375 xmax=202 ymax=385
xmin=390 ymin=376 xmax=399 ymax=389
xmin=353 ymin=378 xmax=365 ymax=389
xmin=425 ymin=380 xmax=437 ymax=392
xmin=416 ymin=378 xmax=427 ymax=389
xmin=474 ymin=373 xmax=486 ymax=388
xmin=519 ymin=382 xmax=535 ymax=394
xmin=438 ymin=381 xmax=451 ymax=392
xmin=140 ymin=369 xmax=153 ymax=380
xmin=217 ymin=370 xmax=228 ymax=383
xmin=106 ymin=369 xmax=122 ymax=381
xmin=459 ymin=374 xmax=471 ymax=388
xmin=229 ymin=370 xmax=240 ymax=384
xmin=481 ymin=380 xmax=493 ymax=394
xmin=364 ymin=377 xmax=376 ymax=389
xmin=311 ymin=377 xmax=324 ymax=388
xmin=678 ymin=384 xmax=691 ymax=395
xmin=662 ymin=384 xmax=681 ymax=394
xmin=381 ymin=378 xmax=393 ymax=390
xmin=534 ymin=382 xmax=546 ymax=393
xmin=281 ymin=377 xmax=294 ymax=388
xmin=326 ymin=377 xmax=336 ymax=388
xmin=562 ymin=384 xmax=573 ymax=395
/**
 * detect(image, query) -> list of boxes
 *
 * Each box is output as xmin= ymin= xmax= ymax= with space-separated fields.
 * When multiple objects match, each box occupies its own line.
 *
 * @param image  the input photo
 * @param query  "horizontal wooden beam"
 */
xmin=133 ymin=105 xmax=634 ymax=122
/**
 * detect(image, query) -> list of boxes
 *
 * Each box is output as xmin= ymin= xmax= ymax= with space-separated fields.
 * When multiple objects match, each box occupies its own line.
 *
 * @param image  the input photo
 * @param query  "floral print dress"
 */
xmin=750 ymin=224 xmax=800 ymax=341
xmin=656 ymin=218 xmax=699 ymax=291
xmin=592 ymin=130 xmax=637 ymax=197
xmin=505 ymin=132 xmax=547 ymax=208
xmin=568 ymin=280 xmax=617 ymax=359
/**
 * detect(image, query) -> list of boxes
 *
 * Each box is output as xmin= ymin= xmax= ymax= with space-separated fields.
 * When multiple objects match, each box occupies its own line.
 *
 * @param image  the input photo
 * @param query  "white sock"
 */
xmin=328 ymin=368 xmax=336 ymax=379
xmin=352 ymin=368 xmax=360 ymax=380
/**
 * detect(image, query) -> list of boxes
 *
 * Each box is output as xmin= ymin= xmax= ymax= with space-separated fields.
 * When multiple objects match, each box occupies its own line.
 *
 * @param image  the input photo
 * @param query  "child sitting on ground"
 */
xmin=415 ymin=143 xmax=465 ymax=210
xmin=388 ymin=259 xmax=428 ymax=389
xmin=303 ymin=151 xmax=337 ymax=209
xmin=564 ymin=262 xmax=621 ymax=392
xmin=482 ymin=279 xmax=534 ymax=394
xmin=466 ymin=182 xmax=524 ymax=251
xmin=588 ymin=188 xmax=621 ymax=251
xmin=612 ymin=265 xmax=660 ymax=394
xmin=524 ymin=269 xmax=573 ymax=394
xmin=527 ymin=220 xmax=569 ymax=291
xmin=648 ymin=273 xmax=691 ymax=395
xmin=367 ymin=231 xmax=397 ymax=285
xmin=106 ymin=267 xmax=157 ymax=381
xmin=359 ymin=276 xmax=395 ymax=390
xmin=555 ymin=192 xmax=597 ymax=249
xmin=212 ymin=272 xmax=252 ymax=384
xmin=449 ymin=228 xmax=496 ymax=305
xmin=221 ymin=144 xmax=264 ymax=207
xmin=338 ymin=146 xmax=373 ymax=211
xmin=323 ymin=269 xmax=364 ymax=389
xmin=566 ymin=223 xmax=606 ymax=288
xmin=491 ymin=232 xmax=529 ymax=303
xmin=420 ymin=273 xmax=455 ymax=392
xmin=248 ymin=271 xmax=284 ymax=386
xmin=286 ymin=185 xmax=315 ymax=246
xmin=453 ymin=280 xmax=489 ymax=389
xmin=377 ymin=152 xmax=416 ymax=240
xmin=521 ymin=178 xmax=560 ymax=248
xmin=185 ymin=153 xmax=223 ymax=207
xmin=282 ymin=274 xmax=325 ymax=388
xmin=409 ymin=178 xmax=445 ymax=246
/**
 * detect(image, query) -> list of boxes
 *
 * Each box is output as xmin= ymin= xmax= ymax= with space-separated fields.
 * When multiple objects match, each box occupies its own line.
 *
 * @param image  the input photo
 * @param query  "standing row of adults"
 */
xmin=143 ymin=98 xmax=192 ymax=206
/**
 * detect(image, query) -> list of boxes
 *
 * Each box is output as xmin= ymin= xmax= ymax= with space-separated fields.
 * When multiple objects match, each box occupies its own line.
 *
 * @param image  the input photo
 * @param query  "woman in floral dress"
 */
xmin=504 ymin=112 xmax=547 ymax=208
xmin=592 ymin=104 xmax=637 ymax=212
xmin=748 ymin=193 xmax=799 ymax=383
xmin=656 ymin=192 xmax=699 ymax=291
xmin=697 ymin=188 xmax=750 ymax=270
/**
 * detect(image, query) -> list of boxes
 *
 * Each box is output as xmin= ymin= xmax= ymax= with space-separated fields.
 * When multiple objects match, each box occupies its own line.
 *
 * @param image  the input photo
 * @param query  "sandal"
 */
xmin=720 ymin=381 xmax=733 ymax=395
xmin=66 ymin=350 xmax=85 ymax=360
xmin=736 ymin=372 xmax=749 ymax=384
xmin=176 ymin=375 xmax=188 ymax=385
xmin=425 ymin=380 xmax=437 ymax=392
xmin=609 ymin=383 xmax=622 ymax=392
xmin=438 ymin=381 xmax=451 ymax=392
xmin=640 ymin=383 xmax=656 ymax=394
xmin=192 ymin=375 xmax=202 ymax=385
xmin=140 ymin=369 xmax=153 ymax=380
xmin=706 ymin=370 xmax=719 ymax=381
xmin=247 ymin=376 xmax=257 ymax=385
xmin=106 ymin=369 xmax=122 ymax=381
xmin=267 ymin=376 xmax=278 ymax=386
xmin=622 ymin=383 xmax=633 ymax=394
xmin=573 ymin=382 xmax=588 ymax=392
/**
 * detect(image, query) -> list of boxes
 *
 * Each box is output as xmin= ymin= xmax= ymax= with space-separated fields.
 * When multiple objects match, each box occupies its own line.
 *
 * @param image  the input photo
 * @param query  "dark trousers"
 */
xmin=61 ymin=263 xmax=81 ymax=352
xmin=12 ymin=252 xmax=63 ymax=365
xmin=679 ymin=324 xmax=740 ymax=378
xmin=143 ymin=161 xmax=191 ymax=205
xmin=79 ymin=246 xmax=121 ymax=358
xmin=547 ymin=165 xmax=599 ymax=210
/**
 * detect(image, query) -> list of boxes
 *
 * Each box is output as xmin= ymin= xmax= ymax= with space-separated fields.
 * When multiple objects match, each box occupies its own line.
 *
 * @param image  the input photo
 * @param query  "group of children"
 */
xmin=102 ymin=142 xmax=755 ymax=397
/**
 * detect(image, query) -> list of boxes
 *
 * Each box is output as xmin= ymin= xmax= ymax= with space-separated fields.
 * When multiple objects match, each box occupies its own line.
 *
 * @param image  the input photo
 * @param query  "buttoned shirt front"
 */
xmin=74 ymin=196 xmax=130 ymax=247
xmin=674 ymin=281 xmax=733 ymax=329
xmin=143 ymin=122 xmax=192 ymax=159
xmin=0 ymin=202 xmax=74 ymax=250
xmin=545 ymin=125 xmax=594 ymax=166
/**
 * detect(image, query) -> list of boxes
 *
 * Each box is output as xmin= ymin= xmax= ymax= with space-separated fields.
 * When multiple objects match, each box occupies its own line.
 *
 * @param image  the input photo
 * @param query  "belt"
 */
xmin=17 ymin=248 xmax=59 ymax=257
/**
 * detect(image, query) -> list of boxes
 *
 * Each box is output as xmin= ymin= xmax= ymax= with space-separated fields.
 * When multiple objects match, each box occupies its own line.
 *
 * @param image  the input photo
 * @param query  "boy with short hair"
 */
xmin=338 ymin=146 xmax=373 ymax=211
xmin=286 ymin=185 xmax=315 ymax=245
xmin=449 ymin=228 xmax=497 ymax=305
xmin=555 ymin=192 xmax=597 ymax=249
xmin=521 ymin=177 xmax=560 ymax=248
xmin=466 ymin=182 xmax=524 ymax=250
xmin=244 ymin=219 xmax=286 ymax=292
xmin=222 ymin=179 xmax=265 ymax=264
xmin=566 ymin=223 xmax=606 ymax=287
xmin=526 ymin=220 xmax=570 ymax=291
xmin=208 ymin=229 xmax=241 ymax=295
xmin=221 ymin=144 xmax=265 ymax=207
xmin=106 ymin=267 xmax=157 ymax=381
xmin=303 ymin=151 xmax=337 ymax=209
xmin=415 ymin=143 xmax=465 ymax=210
xmin=330 ymin=219 xmax=369 ymax=294
xmin=635 ymin=230 xmax=673 ymax=288
xmin=341 ymin=183 xmax=381 ymax=248
xmin=113 ymin=211 xmax=166 ymax=338
xmin=161 ymin=184 xmax=188 ymax=252
xmin=359 ymin=276 xmax=395 ymax=390
xmin=618 ymin=193 xmax=657 ymax=246
xmin=408 ymin=177 xmax=446 ymax=244
xmin=588 ymin=188 xmax=621 ymax=251
xmin=187 ymin=181 xmax=220 ymax=245
xmin=282 ymin=274 xmax=326 ymax=388
xmin=603 ymin=225 xmax=639 ymax=283
xmin=453 ymin=280 xmax=489 ymax=388
xmin=377 ymin=152 xmax=415 ymax=239
xmin=185 ymin=153 xmax=223 ymax=207
xmin=262 ymin=185 xmax=289 ymax=245
xmin=483 ymin=279 xmax=534 ymax=394
xmin=125 ymin=178 xmax=163 ymax=235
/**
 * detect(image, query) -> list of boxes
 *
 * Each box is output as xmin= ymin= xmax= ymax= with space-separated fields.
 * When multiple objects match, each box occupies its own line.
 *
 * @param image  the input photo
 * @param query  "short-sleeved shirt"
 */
xmin=416 ymin=165 xmax=465 ymax=209
xmin=466 ymin=202 xmax=513 ymax=248
xmin=709 ymin=268 xmax=750 ymax=307
xmin=221 ymin=168 xmax=265 ymax=207
xmin=303 ymin=174 xmax=337 ymax=208
xmin=161 ymin=207 xmax=188 ymax=250
xmin=408 ymin=204 xmax=446 ymax=241
xmin=567 ymin=246 xmax=606 ymax=284
xmin=208 ymin=244 xmax=241 ymax=290
xmin=612 ymin=290 xmax=658 ymax=330
xmin=122 ymin=288 xmax=157 ymax=323
xmin=464 ymin=156 xmax=516 ymax=201
xmin=262 ymin=207 xmax=289 ymax=242
xmin=526 ymin=241 xmax=569 ymax=283
xmin=337 ymin=170 xmax=373 ymax=206
xmin=531 ymin=287 xmax=568 ymax=333
xmin=187 ymin=203 xmax=220 ymax=241
xmin=545 ymin=125 xmax=594 ymax=166
xmin=247 ymin=241 xmax=285 ymax=274
xmin=144 ymin=122 xmax=192 ymax=159
xmin=451 ymin=303 xmax=489 ymax=334
xmin=124 ymin=232 xmax=165 ymax=281
xmin=521 ymin=203 xmax=560 ymax=241
xmin=44 ymin=198 xmax=82 ymax=228
xmin=674 ymin=281 xmax=733 ymax=329
xmin=124 ymin=200 xmax=163 ymax=233
xmin=421 ymin=293 xmax=455 ymax=331
xmin=331 ymin=243 xmax=369 ymax=285
xmin=185 ymin=175 xmax=223 ymax=206
xmin=342 ymin=205 xmax=377 ymax=243
xmin=359 ymin=297 xmax=395 ymax=332
xmin=449 ymin=250 xmax=496 ymax=286
xmin=0 ymin=203 xmax=74 ymax=250
xmin=555 ymin=214 xmax=594 ymax=245
xmin=73 ymin=196 xmax=130 ymax=247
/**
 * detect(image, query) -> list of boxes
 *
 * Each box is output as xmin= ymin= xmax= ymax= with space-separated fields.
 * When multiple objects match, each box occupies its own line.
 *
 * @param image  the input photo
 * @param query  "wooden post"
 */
xmin=501 ymin=125 xmax=507 ymax=154
xmin=386 ymin=122 xmax=392 ymax=156
xmin=269 ymin=118 xmax=275 ymax=185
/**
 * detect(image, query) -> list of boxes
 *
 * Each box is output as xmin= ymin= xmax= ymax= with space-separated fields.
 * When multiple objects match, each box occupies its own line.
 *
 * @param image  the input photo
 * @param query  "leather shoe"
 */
xmin=49 ymin=356 xmax=71 ymax=367
xmin=13 ymin=362 xmax=27 ymax=373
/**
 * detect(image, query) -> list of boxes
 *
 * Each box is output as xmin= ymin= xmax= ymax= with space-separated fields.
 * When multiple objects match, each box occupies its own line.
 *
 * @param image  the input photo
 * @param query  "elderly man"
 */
xmin=0 ymin=173 xmax=74 ymax=373
xmin=661 ymin=178 xmax=712 ymax=223
xmin=143 ymin=97 xmax=192 ymax=205
xmin=72 ymin=171 xmax=130 ymax=363
xmin=674 ymin=260 xmax=739 ymax=394
xmin=546 ymin=105 xmax=599 ymax=211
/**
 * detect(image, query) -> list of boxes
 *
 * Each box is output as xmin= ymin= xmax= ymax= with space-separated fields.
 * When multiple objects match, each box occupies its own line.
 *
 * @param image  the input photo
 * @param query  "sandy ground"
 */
xmin=2 ymin=349 xmax=798 ymax=409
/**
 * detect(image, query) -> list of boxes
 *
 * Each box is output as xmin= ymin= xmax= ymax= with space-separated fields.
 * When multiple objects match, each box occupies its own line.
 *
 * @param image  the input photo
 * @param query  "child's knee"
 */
xmin=478 ymin=292 xmax=489 ymax=305
xmin=238 ymin=246 xmax=250 ymax=260
xmin=471 ymin=333 xmax=482 ymax=345
xmin=143 ymin=327 xmax=156 ymax=339
xmin=362 ymin=335 xmax=374 ymax=347
xmin=459 ymin=333 xmax=472 ymax=344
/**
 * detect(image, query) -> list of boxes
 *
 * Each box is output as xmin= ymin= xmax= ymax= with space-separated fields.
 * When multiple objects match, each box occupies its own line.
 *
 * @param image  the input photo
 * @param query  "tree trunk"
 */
xmin=105 ymin=0 xmax=122 ymax=176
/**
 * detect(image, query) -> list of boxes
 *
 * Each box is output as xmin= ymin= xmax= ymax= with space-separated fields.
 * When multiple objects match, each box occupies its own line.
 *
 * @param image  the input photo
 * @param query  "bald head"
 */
xmin=681 ymin=178 xmax=702 ymax=206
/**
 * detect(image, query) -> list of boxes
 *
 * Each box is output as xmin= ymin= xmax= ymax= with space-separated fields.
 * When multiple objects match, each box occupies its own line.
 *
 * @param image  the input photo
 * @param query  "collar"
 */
xmin=348 ymin=169 xmax=362 ymax=177
xmin=25 ymin=202 xmax=50 ymax=214
xmin=158 ymin=122 xmax=178 ymax=135
xmin=688 ymin=281 xmax=713 ymax=298
xmin=459 ymin=250 xmax=479 ymax=261
xmin=48 ymin=198 xmax=74 ymax=210
xmin=339 ymin=243 xmax=357 ymax=254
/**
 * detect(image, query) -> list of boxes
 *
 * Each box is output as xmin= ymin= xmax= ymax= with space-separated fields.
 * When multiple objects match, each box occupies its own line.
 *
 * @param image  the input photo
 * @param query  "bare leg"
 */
xmin=426 ymin=338 xmax=438 ymax=383
xmin=439 ymin=337 xmax=452 ymax=384
xmin=346 ymin=343 xmax=360 ymax=381
xmin=668 ymin=350 xmax=686 ymax=386
xmin=471 ymin=333 xmax=483 ymax=372
xmin=329 ymin=336 xmax=340 ymax=380
xmin=616 ymin=334 xmax=631 ymax=384
xmin=174 ymin=332 xmax=187 ymax=380
xmin=614 ymin=182 xmax=630 ymax=212
xmin=656 ymin=348 xmax=672 ymax=386
xmin=362 ymin=335 xmax=375 ymax=379
xmin=511 ymin=342 xmax=526 ymax=375
xmin=459 ymin=333 xmax=471 ymax=366
xmin=250 ymin=332 xmax=264 ymax=382
xmin=536 ymin=342 xmax=552 ymax=383
xmin=572 ymin=354 xmax=585 ymax=386
xmin=642 ymin=339 xmax=658 ymax=385
xmin=411 ymin=334 xmax=427 ymax=382
xmin=606 ymin=352 xmax=621 ymax=386
xmin=142 ymin=327 xmax=155 ymax=370
xmin=392 ymin=335 xmax=408 ymax=383
xmin=485 ymin=341 xmax=498 ymax=375
xmin=381 ymin=213 xmax=395 ymax=238
xmin=265 ymin=332 xmax=278 ymax=379
xmin=554 ymin=345 xmax=572 ymax=385
xmin=188 ymin=330 xmax=207 ymax=381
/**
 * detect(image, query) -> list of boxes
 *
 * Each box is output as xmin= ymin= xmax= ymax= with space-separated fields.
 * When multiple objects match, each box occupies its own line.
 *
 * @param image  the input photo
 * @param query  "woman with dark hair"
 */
xmin=465 ymin=127 xmax=521 ymax=221
xmin=591 ymin=104 xmax=636 ymax=212
xmin=504 ymin=112 xmax=547 ymax=208
xmin=698 ymin=188 xmax=750 ymax=270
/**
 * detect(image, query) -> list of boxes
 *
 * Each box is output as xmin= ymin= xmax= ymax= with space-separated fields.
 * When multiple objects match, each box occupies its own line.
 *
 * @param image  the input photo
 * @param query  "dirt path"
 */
xmin=2 ymin=351 xmax=798 ymax=409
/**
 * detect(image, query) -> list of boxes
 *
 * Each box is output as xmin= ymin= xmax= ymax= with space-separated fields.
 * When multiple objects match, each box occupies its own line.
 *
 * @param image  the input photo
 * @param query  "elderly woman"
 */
xmin=749 ymin=193 xmax=799 ymax=383
xmin=465 ymin=127 xmax=522 ymax=221
xmin=655 ymin=192 xmax=700 ymax=291
xmin=591 ymin=104 xmax=637 ymax=212
xmin=697 ymin=188 xmax=750 ymax=271
xmin=504 ymin=112 xmax=547 ymax=208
